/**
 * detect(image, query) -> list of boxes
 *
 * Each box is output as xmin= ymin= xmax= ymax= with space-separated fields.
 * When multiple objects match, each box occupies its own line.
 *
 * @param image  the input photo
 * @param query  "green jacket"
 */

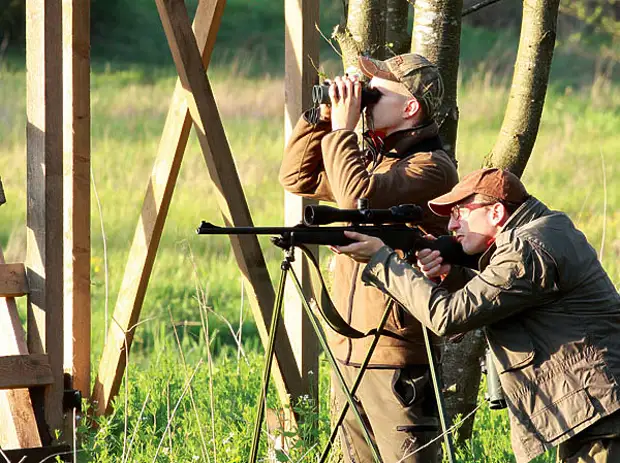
xmin=279 ymin=113 xmax=458 ymax=366
xmin=362 ymin=197 xmax=620 ymax=462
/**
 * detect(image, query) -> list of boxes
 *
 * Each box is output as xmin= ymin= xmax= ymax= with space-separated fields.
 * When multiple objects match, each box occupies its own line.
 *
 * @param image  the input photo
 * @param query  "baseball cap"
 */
xmin=428 ymin=168 xmax=529 ymax=217
xmin=358 ymin=53 xmax=444 ymax=120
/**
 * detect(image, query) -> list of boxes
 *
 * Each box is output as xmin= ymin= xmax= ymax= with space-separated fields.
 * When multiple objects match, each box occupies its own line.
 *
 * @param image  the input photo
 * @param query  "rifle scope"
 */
xmin=304 ymin=203 xmax=423 ymax=226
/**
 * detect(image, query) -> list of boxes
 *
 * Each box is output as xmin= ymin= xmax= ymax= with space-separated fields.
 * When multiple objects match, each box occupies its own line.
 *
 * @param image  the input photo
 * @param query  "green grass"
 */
xmin=1 ymin=7 xmax=619 ymax=461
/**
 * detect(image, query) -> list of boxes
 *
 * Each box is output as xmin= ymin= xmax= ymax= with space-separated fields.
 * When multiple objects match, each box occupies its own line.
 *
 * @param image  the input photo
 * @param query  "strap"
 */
xmin=297 ymin=244 xmax=410 ymax=342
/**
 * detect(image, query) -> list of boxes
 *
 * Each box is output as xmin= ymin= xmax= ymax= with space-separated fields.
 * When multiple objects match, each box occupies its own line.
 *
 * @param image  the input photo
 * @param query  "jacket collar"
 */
xmin=501 ymin=196 xmax=550 ymax=232
xmin=478 ymin=196 xmax=549 ymax=269
xmin=381 ymin=121 xmax=440 ymax=156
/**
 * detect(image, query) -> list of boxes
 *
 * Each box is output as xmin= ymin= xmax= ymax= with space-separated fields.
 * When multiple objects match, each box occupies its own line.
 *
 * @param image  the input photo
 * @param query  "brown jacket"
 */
xmin=362 ymin=197 xmax=620 ymax=462
xmin=279 ymin=113 xmax=458 ymax=366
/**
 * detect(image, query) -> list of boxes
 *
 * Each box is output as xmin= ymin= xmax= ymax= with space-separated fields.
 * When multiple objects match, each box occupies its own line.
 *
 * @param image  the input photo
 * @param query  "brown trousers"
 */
xmin=332 ymin=364 xmax=439 ymax=463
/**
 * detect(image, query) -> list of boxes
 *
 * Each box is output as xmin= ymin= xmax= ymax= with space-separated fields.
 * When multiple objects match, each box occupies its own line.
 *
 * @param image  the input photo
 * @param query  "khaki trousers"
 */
xmin=557 ymin=412 xmax=620 ymax=463
xmin=332 ymin=364 xmax=439 ymax=463
xmin=557 ymin=437 xmax=620 ymax=462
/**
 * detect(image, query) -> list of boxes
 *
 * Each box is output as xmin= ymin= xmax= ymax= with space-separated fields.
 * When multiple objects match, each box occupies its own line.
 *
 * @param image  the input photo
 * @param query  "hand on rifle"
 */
xmin=415 ymin=234 xmax=452 ymax=280
xmin=332 ymin=230 xmax=385 ymax=263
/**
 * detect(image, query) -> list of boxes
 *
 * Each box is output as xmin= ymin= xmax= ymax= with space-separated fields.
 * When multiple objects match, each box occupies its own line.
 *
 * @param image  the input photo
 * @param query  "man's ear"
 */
xmin=404 ymin=97 xmax=421 ymax=119
xmin=492 ymin=203 xmax=510 ymax=227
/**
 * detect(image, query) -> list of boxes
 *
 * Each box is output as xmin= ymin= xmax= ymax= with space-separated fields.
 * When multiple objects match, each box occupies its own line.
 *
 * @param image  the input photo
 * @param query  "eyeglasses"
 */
xmin=450 ymin=202 xmax=493 ymax=221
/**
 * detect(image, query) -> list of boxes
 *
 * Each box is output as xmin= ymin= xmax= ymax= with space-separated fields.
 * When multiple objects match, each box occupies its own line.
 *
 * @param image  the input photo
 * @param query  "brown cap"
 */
xmin=428 ymin=168 xmax=529 ymax=216
xmin=358 ymin=53 xmax=444 ymax=120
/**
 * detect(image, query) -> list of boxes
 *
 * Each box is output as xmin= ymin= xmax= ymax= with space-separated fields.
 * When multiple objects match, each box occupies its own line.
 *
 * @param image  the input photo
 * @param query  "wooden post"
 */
xmin=284 ymin=0 xmax=320 ymax=403
xmin=26 ymin=0 xmax=66 ymax=443
xmin=62 ymin=0 xmax=90 ymax=403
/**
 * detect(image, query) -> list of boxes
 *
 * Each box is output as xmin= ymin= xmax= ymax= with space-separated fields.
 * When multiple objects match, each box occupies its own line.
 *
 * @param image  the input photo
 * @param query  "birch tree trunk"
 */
xmin=411 ymin=0 xmax=462 ymax=158
xmin=333 ymin=0 xmax=387 ymax=70
xmin=411 ymin=0 xmax=487 ymax=443
xmin=485 ymin=0 xmax=561 ymax=176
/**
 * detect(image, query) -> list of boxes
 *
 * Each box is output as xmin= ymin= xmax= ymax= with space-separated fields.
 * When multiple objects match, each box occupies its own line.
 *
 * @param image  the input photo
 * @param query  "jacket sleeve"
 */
xmin=321 ymin=131 xmax=450 ymax=209
xmin=361 ymin=237 xmax=559 ymax=336
xmin=279 ymin=113 xmax=335 ymax=202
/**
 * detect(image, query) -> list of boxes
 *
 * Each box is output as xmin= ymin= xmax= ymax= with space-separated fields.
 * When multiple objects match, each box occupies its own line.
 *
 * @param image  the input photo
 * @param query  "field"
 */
xmin=0 ymin=1 xmax=619 ymax=461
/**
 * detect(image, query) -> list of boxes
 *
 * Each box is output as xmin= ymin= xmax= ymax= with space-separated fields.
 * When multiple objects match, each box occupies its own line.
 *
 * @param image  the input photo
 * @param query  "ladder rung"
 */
xmin=0 ymin=354 xmax=54 ymax=389
xmin=0 ymin=263 xmax=29 ymax=297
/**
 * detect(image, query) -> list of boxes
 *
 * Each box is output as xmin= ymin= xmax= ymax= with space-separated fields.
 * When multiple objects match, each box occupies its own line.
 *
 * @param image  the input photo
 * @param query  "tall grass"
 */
xmin=1 ymin=28 xmax=619 ymax=461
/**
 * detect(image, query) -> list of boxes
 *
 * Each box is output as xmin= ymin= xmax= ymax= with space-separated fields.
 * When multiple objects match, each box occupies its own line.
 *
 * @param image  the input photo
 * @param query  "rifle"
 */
xmin=197 ymin=202 xmax=479 ymax=269
xmin=197 ymin=201 xmax=466 ymax=462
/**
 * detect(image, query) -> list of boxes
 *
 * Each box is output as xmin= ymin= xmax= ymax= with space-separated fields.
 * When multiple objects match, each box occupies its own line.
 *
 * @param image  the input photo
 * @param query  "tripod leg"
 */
xmin=422 ymin=326 xmax=456 ymax=463
xmin=319 ymin=303 xmax=393 ymax=463
xmin=288 ymin=267 xmax=383 ymax=463
xmin=249 ymin=263 xmax=288 ymax=463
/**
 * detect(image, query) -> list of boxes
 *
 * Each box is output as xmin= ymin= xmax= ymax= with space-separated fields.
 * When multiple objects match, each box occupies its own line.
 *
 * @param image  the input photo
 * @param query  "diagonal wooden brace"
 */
xmin=93 ymin=0 xmax=305 ymax=417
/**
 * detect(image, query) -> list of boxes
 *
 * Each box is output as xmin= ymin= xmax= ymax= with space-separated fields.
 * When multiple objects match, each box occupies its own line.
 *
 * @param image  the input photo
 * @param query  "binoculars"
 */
xmin=481 ymin=347 xmax=507 ymax=410
xmin=312 ymin=83 xmax=382 ymax=110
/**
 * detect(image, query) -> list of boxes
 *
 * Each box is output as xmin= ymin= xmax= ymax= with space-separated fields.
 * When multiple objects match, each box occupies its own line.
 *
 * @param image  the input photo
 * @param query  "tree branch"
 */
xmin=462 ymin=0 xmax=506 ymax=17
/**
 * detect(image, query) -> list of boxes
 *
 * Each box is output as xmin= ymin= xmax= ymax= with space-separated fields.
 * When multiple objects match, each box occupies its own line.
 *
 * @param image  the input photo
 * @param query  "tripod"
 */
xmin=248 ymin=240 xmax=456 ymax=463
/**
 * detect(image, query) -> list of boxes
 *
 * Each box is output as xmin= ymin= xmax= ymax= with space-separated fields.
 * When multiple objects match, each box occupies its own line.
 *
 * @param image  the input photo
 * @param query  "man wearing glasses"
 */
xmin=336 ymin=168 xmax=620 ymax=462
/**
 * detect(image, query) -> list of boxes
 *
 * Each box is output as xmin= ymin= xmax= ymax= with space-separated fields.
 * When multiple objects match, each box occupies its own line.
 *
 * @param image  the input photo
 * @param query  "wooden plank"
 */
xmin=0 ymin=248 xmax=42 ymax=448
xmin=92 ymin=0 xmax=229 ymax=416
xmin=0 ymin=354 xmax=54 ymax=389
xmin=62 ymin=0 xmax=91 ymax=406
xmin=26 ymin=0 xmax=65 ymax=443
xmin=0 ymin=264 xmax=28 ymax=297
xmin=283 ymin=0 xmax=320 ymax=403
xmin=0 ymin=444 xmax=71 ymax=462
xmin=155 ymin=0 xmax=309 ymax=405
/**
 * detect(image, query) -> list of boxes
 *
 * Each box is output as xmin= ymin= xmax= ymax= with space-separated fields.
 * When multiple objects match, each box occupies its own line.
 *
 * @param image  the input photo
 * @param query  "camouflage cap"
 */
xmin=358 ymin=53 xmax=444 ymax=120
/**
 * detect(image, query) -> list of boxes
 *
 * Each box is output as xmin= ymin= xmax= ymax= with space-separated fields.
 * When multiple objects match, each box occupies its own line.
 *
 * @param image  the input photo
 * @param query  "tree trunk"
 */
xmin=411 ymin=0 xmax=462 ymax=159
xmin=411 ymin=0 xmax=486 ymax=443
xmin=385 ymin=0 xmax=410 ymax=56
xmin=485 ymin=0 xmax=561 ymax=176
xmin=334 ymin=0 xmax=387 ymax=70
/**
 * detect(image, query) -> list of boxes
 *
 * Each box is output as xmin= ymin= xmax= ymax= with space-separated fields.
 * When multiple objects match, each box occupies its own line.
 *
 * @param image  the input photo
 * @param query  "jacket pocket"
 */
xmin=526 ymin=388 xmax=596 ymax=443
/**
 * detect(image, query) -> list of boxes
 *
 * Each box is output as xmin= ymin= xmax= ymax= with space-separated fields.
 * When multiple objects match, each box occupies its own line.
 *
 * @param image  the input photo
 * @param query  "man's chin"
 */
xmin=461 ymin=243 xmax=480 ymax=256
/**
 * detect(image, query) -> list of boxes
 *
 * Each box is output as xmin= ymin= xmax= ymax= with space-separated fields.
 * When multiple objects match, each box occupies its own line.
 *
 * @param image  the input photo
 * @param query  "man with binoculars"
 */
xmin=336 ymin=168 xmax=620 ymax=463
xmin=280 ymin=53 xmax=458 ymax=462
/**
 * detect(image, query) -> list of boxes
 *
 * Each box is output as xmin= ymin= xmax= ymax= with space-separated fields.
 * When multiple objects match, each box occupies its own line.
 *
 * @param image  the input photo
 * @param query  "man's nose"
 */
xmin=448 ymin=217 xmax=459 ymax=232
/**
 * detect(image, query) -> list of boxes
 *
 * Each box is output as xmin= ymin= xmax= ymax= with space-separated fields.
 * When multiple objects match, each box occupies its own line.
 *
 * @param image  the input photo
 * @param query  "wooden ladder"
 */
xmin=0 ymin=249 xmax=70 ymax=461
